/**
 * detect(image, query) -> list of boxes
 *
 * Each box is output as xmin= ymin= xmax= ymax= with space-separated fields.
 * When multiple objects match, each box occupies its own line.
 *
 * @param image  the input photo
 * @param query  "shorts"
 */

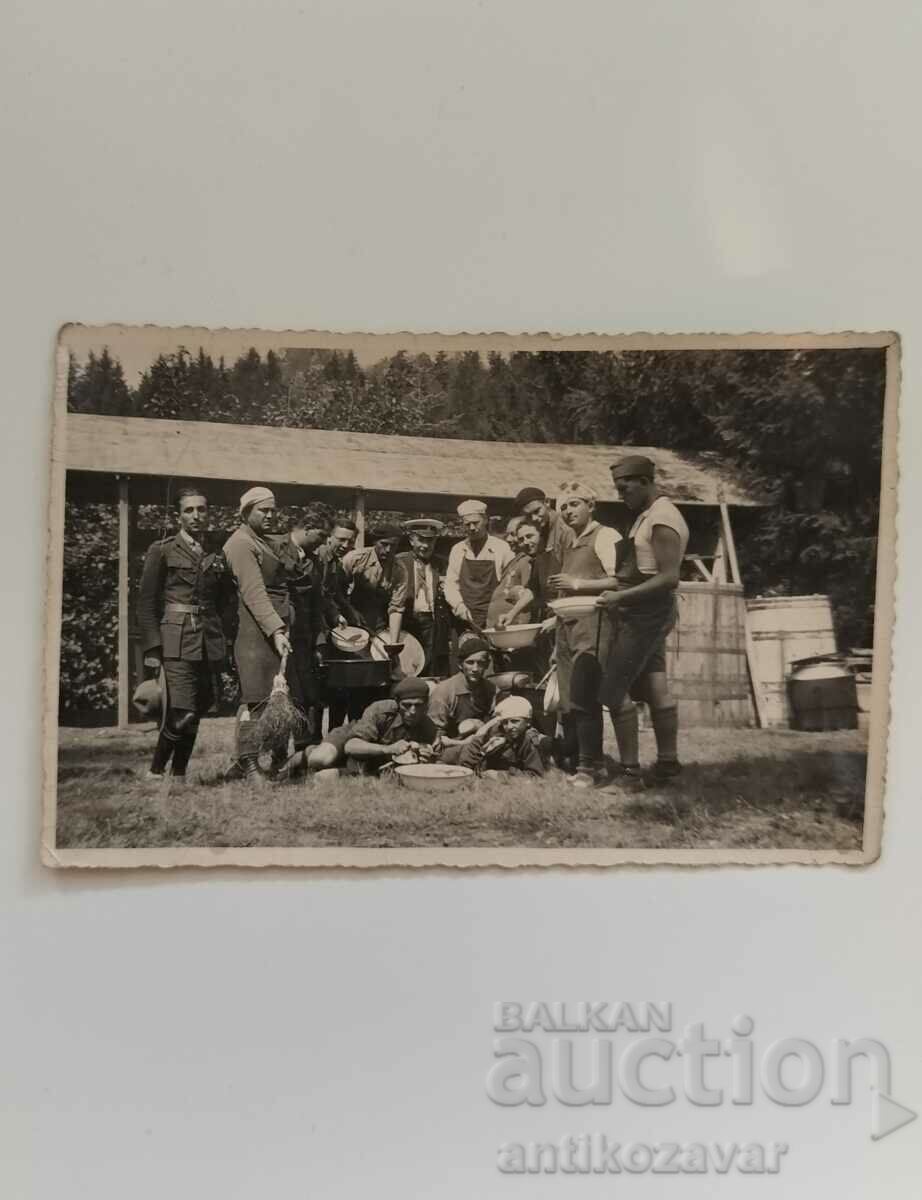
xmin=599 ymin=600 xmax=675 ymax=711
xmin=322 ymin=722 xmax=355 ymax=760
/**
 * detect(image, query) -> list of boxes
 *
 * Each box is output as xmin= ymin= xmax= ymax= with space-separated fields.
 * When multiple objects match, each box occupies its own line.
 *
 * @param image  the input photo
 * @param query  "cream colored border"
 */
xmin=42 ymin=327 xmax=898 ymax=869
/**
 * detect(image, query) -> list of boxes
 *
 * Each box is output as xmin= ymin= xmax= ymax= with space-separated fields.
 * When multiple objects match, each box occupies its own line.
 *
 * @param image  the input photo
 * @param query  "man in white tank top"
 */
xmin=596 ymin=455 xmax=689 ymax=784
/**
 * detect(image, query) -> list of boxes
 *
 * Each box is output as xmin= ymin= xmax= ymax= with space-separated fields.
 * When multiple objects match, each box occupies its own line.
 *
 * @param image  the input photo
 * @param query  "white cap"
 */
xmin=457 ymin=499 xmax=487 ymax=517
xmin=239 ymin=485 xmax=275 ymax=514
xmin=495 ymin=695 xmax=533 ymax=720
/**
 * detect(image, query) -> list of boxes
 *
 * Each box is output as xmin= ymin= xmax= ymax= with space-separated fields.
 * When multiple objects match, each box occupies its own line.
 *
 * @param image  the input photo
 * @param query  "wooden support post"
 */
xmin=720 ymin=503 xmax=764 ymax=726
xmin=353 ymin=488 xmax=366 ymax=548
xmin=712 ymin=534 xmax=727 ymax=583
xmin=719 ymin=502 xmax=742 ymax=586
xmin=117 ymin=477 xmax=131 ymax=730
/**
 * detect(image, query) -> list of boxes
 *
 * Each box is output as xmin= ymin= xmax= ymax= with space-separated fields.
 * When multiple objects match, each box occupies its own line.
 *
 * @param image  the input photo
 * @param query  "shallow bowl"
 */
xmin=547 ymin=596 xmax=598 ymax=619
xmin=394 ymin=763 xmax=474 ymax=792
xmin=484 ymin=623 xmax=543 ymax=650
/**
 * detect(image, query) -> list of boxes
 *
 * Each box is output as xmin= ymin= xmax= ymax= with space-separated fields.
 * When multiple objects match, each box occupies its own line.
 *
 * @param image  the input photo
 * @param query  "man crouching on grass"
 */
xmin=454 ymin=695 xmax=548 ymax=779
xmin=304 ymin=677 xmax=440 ymax=781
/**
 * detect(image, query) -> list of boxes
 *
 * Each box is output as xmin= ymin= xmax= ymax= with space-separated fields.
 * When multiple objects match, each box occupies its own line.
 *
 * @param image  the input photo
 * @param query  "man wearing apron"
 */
xmin=547 ymin=481 xmax=622 ymax=788
xmin=223 ymin=486 xmax=293 ymax=787
xmin=443 ymin=499 xmax=514 ymax=645
xmin=596 ymin=455 xmax=689 ymax=784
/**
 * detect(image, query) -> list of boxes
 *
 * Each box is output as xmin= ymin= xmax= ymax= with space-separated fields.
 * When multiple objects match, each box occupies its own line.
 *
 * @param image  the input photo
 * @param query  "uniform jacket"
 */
xmin=137 ymin=531 xmax=229 ymax=662
xmin=388 ymin=551 xmax=449 ymax=620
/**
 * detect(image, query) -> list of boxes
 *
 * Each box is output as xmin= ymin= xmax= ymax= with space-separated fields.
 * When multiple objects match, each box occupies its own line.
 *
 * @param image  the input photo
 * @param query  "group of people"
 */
xmin=135 ymin=454 xmax=689 ymax=790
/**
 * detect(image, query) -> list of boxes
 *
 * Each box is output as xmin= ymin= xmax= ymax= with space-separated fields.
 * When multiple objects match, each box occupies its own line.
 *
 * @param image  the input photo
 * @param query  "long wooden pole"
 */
xmin=720 ymin=503 xmax=765 ymax=727
xmin=719 ymin=502 xmax=742 ymax=586
xmin=117 ymin=477 xmax=131 ymax=730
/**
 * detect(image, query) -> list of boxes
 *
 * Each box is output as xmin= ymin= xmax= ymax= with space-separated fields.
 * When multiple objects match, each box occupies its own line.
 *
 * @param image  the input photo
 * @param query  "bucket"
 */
xmin=745 ymin=595 xmax=837 ymax=727
xmin=788 ymin=661 xmax=858 ymax=731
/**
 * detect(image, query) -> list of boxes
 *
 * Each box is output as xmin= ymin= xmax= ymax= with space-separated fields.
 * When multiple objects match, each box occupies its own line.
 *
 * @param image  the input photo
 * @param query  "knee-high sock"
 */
xmin=611 ymin=703 xmax=639 ymax=767
xmin=149 ymin=729 xmax=179 ymax=774
xmin=575 ymin=708 xmax=603 ymax=770
xmin=650 ymin=703 xmax=679 ymax=763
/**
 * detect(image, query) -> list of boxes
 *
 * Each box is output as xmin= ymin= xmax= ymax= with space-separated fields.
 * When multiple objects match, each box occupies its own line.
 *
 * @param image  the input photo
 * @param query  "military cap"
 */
xmin=610 ymin=455 xmax=655 ymax=480
xmin=132 ymin=678 xmax=163 ymax=721
xmin=403 ymin=518 xmax=446 ymax=538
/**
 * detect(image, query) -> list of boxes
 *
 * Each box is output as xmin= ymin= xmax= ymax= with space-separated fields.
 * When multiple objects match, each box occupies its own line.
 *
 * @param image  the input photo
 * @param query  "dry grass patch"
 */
xmin=53 ymin=720 xmax=866 ymax=851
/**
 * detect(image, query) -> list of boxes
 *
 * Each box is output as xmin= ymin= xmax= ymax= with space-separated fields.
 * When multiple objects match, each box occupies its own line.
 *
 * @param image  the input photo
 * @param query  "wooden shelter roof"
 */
xmin=61 ymin=413 xmax=766 ymax=510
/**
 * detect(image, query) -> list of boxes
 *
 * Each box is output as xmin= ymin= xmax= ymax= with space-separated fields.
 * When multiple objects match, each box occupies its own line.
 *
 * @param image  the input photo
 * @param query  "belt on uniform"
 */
xmin=165 ymin=603 xmax=214 ymax=616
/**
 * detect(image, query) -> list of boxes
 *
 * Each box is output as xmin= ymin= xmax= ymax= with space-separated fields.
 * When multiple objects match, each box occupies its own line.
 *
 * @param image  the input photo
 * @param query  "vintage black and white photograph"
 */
xmin=43 ymin=327 xmax=896 ymax=867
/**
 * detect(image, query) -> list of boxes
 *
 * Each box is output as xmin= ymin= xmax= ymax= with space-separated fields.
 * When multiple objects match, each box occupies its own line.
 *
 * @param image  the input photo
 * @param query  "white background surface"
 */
xmin=2 ymin=2 xmax=920 ymax=1195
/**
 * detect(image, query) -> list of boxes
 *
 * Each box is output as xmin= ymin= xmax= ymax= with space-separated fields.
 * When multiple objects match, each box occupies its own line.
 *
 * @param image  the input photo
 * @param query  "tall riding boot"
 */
xmin=170 ymin=720 xmax=199 ymax=777
xmin=148 ymin=728 xmax=179 ymax=775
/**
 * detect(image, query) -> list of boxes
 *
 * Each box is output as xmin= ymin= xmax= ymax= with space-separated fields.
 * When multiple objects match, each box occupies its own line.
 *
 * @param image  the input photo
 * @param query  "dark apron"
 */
xmin=459 ymin=554 xmax=497 ymax=631
xmin=486 ymin=554 xmax=533 ymax=628
xmin=597 ymin=536 xmax=676 ymax=710
xmin=554 ymin=526 xmax=613 ymax=714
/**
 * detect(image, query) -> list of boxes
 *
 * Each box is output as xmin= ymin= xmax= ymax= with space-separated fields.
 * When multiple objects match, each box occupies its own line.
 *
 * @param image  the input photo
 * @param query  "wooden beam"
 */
xmin=690 ymin=556 xmax=713 ymax=582
xmin=719 ymin=502 xmax=742 ymax=585
xmin=743 ymin=615 xmax=768 ymax=730
xmin=353 ymin=488 xmax=366 ymax=548
xmin=117 ymin=477 xmax=131 ymax=730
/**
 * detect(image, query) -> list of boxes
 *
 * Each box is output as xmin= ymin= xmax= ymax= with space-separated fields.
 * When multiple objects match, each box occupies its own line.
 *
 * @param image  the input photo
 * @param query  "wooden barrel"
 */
xmin=664 ymin=583 xmax=752 ymax=727
xmin=745 ymin=595 xmax=836 ymax=727
xmin=788 ymin=662 xmax=858 ymax=731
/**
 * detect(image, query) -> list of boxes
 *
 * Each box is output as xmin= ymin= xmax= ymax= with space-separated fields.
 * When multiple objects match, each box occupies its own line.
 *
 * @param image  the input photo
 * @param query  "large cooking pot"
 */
xmin=321 ymin=655 xmax=392 ymax=689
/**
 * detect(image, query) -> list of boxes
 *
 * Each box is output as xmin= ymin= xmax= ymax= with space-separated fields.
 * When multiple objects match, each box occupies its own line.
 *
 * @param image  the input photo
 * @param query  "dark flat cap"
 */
xmin=392 ymin=677 xmax=431 ymax=700
xmin=513 ymin=486 xmax=547 ymax=509
xmin=611 ymin=455 xmax=656 ymax=480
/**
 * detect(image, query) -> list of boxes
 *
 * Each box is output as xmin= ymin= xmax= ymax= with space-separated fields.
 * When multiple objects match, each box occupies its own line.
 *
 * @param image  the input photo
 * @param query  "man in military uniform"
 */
xmin=137 ymin=487 xmax=230 ymax=783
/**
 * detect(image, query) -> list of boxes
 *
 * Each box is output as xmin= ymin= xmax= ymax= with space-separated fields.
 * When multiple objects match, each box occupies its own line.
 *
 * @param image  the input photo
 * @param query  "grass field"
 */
xmin=53 ymin=718 xmax=867 ymax=851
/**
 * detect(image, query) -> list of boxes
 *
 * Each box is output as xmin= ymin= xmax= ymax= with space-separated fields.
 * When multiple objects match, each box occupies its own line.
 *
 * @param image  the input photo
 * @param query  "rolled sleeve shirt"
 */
xmin=427 ymin=672 xmax=497 ymax=735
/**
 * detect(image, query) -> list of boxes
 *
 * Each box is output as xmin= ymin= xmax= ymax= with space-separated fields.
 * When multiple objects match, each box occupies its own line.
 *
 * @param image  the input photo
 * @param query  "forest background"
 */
xmin=61 ymin=345 xmax=885 ymax=716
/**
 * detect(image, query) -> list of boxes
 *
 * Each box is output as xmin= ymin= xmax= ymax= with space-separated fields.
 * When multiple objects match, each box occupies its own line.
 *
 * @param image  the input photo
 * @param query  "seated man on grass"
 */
xmin=427 ymin=638 xmax=496 ymax=745
xmin=452 ymin=695 xmax=548 ymax=779
xmin=306 ymin=677 xmax=439 ymax=780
